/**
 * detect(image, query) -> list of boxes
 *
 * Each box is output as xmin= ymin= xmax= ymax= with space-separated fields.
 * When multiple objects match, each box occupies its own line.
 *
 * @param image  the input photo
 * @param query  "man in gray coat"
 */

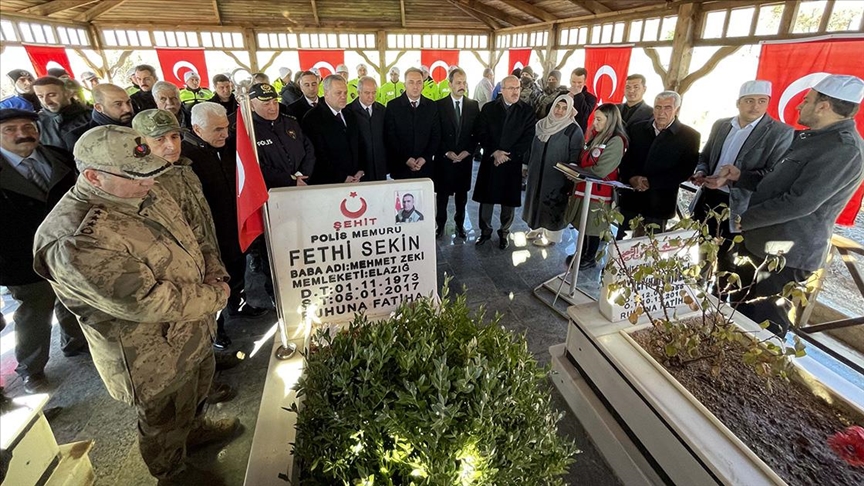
xmin=691 ymin=80 xmax=794 ymax=275
xmin=708 ymin=74 xmax=864 ymax=337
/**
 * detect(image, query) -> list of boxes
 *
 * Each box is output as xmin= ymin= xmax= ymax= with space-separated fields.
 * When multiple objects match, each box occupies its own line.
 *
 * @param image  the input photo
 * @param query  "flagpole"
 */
xmin=231 ymin=69 xmax=295 ymax=360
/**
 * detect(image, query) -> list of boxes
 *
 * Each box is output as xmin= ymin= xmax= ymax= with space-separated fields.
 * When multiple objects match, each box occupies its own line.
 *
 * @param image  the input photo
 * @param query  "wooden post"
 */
xmin=377 ymin=30 xmax=387 ymax=85
xmin=665 ymin=2 xmax=699 ymax=92
xmin=244 ymin=28 xmax=259 ymax=73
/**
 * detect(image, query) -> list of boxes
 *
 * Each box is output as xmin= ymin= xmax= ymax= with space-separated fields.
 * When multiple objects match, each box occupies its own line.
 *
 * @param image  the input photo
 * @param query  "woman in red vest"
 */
xmin=565 ymin=103 xmax=628 ymax=270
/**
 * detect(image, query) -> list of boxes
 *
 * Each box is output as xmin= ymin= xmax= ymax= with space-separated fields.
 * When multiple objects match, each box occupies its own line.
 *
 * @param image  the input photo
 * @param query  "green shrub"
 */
xmin=291 ymin=285 xmax=579 ymax=485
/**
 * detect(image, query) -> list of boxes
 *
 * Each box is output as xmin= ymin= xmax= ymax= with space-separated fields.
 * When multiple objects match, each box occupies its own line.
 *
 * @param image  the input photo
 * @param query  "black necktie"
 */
xmin=337 ymin=111 xmax=346 ymax=127
xmin=455 ymin=100 xmax=462 ymax=128
xmin=411 ymin=100 xmax=418 ymax=109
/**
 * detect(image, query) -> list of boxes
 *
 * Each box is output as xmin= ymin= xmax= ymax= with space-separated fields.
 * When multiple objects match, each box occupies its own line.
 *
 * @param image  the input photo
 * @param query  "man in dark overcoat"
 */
xmin=384 ymin=67 xmax=440 ymax=180
xmin=302 ymin=75 xmax=363 ymax=185
xmin=618 ymin=91 xmax=700 ymax=237
xmin=434 ymin=68 xmax=479 ymax=239
xmin=0 ymin=108 xmax=87 ymax=393
xmin=348 ymin=76 xmax=388 ymax=181
xmin=472 ymin=75 xmax=536 ymax=249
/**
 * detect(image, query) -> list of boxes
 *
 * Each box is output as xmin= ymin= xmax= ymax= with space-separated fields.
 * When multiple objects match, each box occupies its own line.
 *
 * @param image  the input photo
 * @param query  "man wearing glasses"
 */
xmin=33 ymin=125 xmax=239 ymax=485
xmin=472 ymin=75 xmax=537 ymax=249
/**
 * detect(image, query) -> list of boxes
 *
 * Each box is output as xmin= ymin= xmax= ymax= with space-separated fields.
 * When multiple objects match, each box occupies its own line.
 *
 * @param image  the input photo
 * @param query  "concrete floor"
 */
xmin=1 ymin=188 xmax=621 ymax=486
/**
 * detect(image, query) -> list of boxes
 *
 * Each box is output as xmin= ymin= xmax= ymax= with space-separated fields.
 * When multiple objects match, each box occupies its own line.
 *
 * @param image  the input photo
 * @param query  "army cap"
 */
xmin=74 ymin=125 xmax=172 ymax=179
xmin=249 ymin=83 xmax=278 ymax=101
xmin=132 ymin=109 xmax=184 ymax=137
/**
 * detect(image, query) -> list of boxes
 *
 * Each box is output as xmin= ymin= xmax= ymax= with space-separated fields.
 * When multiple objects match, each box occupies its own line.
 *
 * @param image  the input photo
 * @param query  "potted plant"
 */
xmin=290 ymin=283 xmax=580 ymax=485
xmin=553 ymin=206 xmax=864 ymax=485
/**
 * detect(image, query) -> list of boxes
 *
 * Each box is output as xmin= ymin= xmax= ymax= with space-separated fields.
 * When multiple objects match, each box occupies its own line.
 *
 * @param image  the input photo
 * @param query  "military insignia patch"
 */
xmin=287 ymin=129 xmax=297 ymax=139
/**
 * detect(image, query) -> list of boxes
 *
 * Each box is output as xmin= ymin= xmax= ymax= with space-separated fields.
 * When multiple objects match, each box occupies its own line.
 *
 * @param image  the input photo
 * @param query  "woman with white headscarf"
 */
xmin=522 ymin=94 xmax=584 ymax=246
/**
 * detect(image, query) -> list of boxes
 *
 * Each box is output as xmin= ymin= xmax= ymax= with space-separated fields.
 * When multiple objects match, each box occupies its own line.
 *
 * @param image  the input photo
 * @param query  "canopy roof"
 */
xmin=2 ymin=0 xmax=676 ymax=31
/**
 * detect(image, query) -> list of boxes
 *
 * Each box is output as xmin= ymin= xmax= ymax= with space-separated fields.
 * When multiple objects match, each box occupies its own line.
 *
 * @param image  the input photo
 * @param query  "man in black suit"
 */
xmin=348 ymin=76 xmax=388 ymax=181
xmin=286 ymin=71 xmax=320 ymax=121
xmin=435 ymin=68 xmax=479 ymax=239
xmin=0 ymin=109 xmax=87 ymax=394
xmin=384 ymin=67 xmax=440 ymax=180
xmin=472 ymin=75 xmax=536 ymax=249
xmin=618 ymin=74 xmax=654 ymax=127
xmin=618 ymin=91 xmax=701 ymax=238
xmin=129 ymin=64 xmax=158 ymax=113
xmin=569 ymin=67 xmax=597 ymax=132
xmin=302 ymin=75 xmax=363 ymax=185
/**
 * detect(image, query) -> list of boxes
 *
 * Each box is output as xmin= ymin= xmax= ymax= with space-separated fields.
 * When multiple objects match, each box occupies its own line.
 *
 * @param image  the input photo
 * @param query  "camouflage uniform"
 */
xmin=32 ymin=126 xmax=228 ymax=480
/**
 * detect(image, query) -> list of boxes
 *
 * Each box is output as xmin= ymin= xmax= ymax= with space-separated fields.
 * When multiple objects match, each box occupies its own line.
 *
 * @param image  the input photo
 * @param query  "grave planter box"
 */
xmin=551 ymin=303 xmax=864 ymax=486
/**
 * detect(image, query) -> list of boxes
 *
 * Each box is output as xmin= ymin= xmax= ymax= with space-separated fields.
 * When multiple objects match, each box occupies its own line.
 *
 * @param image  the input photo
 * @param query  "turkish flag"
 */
xmin=758 ymin=39 xmax=864 ymax=226
xmin=236 ymin=108 xmax=269 ymax=252
xmin=156 ymin=48 xmax=209 ymax=88
xmin=585 ymin=46 xmax=632 ymax=105
xmin=421 ymin=50 xmax=459 ymax=82
xmin=298 ymin=50 xmax=345 ymax=78
xmin=24 ymin=45 xmax=73 ymax=78
xmin=508 ymin=49 xmax=531 ymax=74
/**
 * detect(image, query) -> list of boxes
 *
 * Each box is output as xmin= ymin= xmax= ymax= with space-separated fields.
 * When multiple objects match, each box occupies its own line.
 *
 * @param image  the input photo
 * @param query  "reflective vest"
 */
xmin=347 ymin=78 xmax=359 ymax=102
xmin=438 ymin=79 xmax=451 ymax=100
xmin=180 ymin=87 xmax=214 ymax=108
xmin=572 ymin=134 xmax=625 ymax=202
xmin=422 ymin=78 xmax=438 ymax=100
xmin=376 ymin=81 xmax=405 ymax=105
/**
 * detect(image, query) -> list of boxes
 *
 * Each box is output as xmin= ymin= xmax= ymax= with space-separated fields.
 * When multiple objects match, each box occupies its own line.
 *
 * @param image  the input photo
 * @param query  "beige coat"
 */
xmin=33 ymin=177 xmax=227 ymax=405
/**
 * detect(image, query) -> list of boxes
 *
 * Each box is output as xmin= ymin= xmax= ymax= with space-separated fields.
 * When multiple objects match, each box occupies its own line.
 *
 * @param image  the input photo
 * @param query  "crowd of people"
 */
xmin=1 ymin=58 xmax=863 ymax=484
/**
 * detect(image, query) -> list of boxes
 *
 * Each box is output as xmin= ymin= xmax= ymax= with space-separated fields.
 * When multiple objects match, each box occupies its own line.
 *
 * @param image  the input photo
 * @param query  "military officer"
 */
xmin=33 ymin=125 xmax=240 ymax=485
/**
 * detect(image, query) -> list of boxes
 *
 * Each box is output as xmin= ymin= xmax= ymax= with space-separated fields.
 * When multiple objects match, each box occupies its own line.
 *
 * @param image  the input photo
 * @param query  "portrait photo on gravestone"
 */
xmin=394 ymin=190 xmax=425 ymax=223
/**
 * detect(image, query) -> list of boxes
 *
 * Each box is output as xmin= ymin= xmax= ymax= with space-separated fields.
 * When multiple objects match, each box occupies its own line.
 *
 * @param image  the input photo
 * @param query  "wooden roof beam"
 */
xmin=454 ymin=0 xmax=528 ymax=27
xmin=449 ymin=0 xmax=502 ymax=30
xmin=569 ymin=0 xmax=612 ymax=15
xmin=310 ymin=0 xmax=320 ymax=26
xmin=73 ymin=0 xmax=128 ymax=22
xmin=19 ymin=0 xmax=99 ymax=16
xmin=213 ymin=0 xmax=222 ymax=24
xmin=400 ymin=0 xmax=407 ymax=27
xmin=498 ymin=0 xmax=558 ymax=22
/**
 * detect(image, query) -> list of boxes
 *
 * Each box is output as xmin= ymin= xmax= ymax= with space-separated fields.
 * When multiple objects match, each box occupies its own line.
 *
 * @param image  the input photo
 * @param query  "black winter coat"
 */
xmin=251 ymin=113 xmax=315 ymax=189
xmin=434 ymin=96 xmax=479 ymax=195
xmin=301 ymin=102 xmax=361 ymax=185
xmin=38 ymin=102 xmax=90 ymax=152
xmin=348 ymin=99 xmax=388 ymax=181
xmin=618 ymin=118 xmax=701 ymax=220
xmin=0 ymin=146 xmax=76 ymax=285
xmin=384 ymin=93 xmax=440 ymax=180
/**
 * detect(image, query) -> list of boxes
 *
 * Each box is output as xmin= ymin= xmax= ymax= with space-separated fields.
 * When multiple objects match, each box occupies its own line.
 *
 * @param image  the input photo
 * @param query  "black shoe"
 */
xmin=213 ymin=332 xmax=232 ymax=350
xmin=499 ymin=237 xmax=510 ymax=250
xmin=206 ymin=381 xmax=237 ymax=404
xmin=456 ymin=227 xmax=467 ymax=239
xmin=227 ymin=304 xmax=267 ymax=318
xmin=579 ymin=259 xmax=597 ymax=270
xmin=475 ymin=235 xmax=491 ymax=246
xmin=214 ymin=350 xmax=242 ymax=371
xmin=565 ymin=254 xmax=575 ymax=266
xmin=23 ymin=373 xmax=49 ymax=394
xmin=436 ymin=226 xmax=444 ymax=238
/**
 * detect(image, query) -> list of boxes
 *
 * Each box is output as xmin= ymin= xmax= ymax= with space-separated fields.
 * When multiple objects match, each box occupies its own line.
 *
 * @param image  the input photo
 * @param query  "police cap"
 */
xmin=249 ymin=83 xmax=278 ymax=101
xmin=74 ymin=125 xmax=173 ymax=179
xmin=0 ymin=108 xmax=39 ymax=124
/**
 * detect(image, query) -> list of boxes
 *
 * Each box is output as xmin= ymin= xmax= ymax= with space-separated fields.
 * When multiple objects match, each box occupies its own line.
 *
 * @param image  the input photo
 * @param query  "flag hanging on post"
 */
xmin=23 ymin=45 xmax=74 ymax=78
xmin=236 ymin=108 xmax=269 ymax=252
xmin=508 ymin=49 xmax=531 ymax=74
xmin=155 ymin=48 xmax=210 ymax=88
xmin=757 ymin=38 xmax=864 ymax=226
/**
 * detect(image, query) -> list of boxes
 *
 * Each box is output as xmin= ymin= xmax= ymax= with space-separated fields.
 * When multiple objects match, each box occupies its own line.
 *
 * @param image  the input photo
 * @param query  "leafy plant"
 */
xmin=291 ymin=283 xmax=580 ymax=485
xmin=596 ymin=205 xmax=809 ymax=380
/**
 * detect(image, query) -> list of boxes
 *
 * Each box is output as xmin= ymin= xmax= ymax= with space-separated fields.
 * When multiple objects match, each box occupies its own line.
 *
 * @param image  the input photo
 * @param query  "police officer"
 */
xmin=377 ymin=66 xmax=404 ymax=106
xmin=33 ymin=125 xmax=240 ymax=485
xmin=179 ymin=72 xmax=213 ymax=114
xmin=421 ymin=65 xmax=439 ymax=100
xmin=250 ymin=83 xmax=315 ymax=188
xmin=347 ymin=63 xmax=367 ymax=103
xmin=0 ymin=69 xmax=38 ymax=111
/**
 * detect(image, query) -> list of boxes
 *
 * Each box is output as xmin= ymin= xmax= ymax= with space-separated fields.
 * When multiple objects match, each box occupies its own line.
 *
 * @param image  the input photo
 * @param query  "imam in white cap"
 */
xmin=739 ymin=80 xmax=771 ymax=98
xmin=278 ymin=67 xmax=291 ymax=79
xmin=335 ymin=64 xmax=349 ymax=73
xmin=183 ymin=71 xmax=199 ymax=82
xmin=813 ymin=74 xmax=864 ymax=104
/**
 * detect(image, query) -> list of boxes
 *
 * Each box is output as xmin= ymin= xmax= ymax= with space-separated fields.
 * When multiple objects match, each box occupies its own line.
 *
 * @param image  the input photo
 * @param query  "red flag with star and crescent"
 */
xmin=236 ymin=108 xmax=269 ymax=252
xmin=421 ymin=50 xmax=459 ymax=82
xmin=155 ymin=48 xmax=210 ymax=88
xmin=757 ymin=38 xmax=864 ymax=226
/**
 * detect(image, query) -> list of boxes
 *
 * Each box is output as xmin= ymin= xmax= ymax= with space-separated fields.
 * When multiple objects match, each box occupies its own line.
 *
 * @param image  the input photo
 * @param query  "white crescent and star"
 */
xmin=172 ymin=61 xmax=198 ymax=81
xmin=513 ymin=61 xmax=525 ymax=71
xmin=429 ymin=60 xmax=451 ymax=80
xmin=311 ymin=61 xmax=337 ymax=78
xmin=593 ymin=65 xmax=618 ymax=104
xmin=777 ymin=72 xmax=830 ymax=124
xmin=236 ymin=154 xmax=246 ymax=197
